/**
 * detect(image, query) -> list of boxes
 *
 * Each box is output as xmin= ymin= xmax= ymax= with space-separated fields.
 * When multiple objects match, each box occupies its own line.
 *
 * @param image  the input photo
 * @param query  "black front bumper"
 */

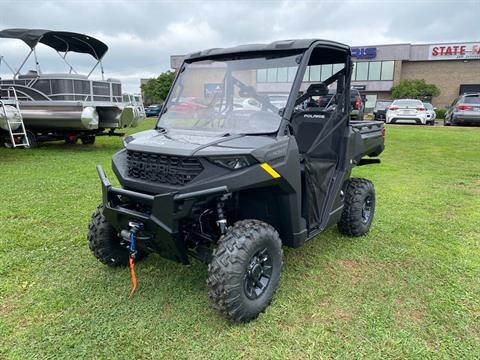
xmin=97 ymin=165 xmax=228 ymax=263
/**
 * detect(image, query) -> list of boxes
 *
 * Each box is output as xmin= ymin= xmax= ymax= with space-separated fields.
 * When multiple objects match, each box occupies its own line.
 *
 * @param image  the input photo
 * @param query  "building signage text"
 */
xmin=428 ymin=43 xmax=480 ymax=60
xmin=351 ymin=47 xmax=377 ymax=59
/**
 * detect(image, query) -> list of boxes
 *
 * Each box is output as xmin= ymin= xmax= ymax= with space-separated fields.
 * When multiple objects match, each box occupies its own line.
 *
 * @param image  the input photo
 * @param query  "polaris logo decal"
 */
xmin=304 ymin=114 xmax=325 ymax=119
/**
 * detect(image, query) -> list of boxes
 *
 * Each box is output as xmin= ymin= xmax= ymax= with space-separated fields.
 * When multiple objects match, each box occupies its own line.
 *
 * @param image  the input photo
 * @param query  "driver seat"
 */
xmin=291 ymin=83 xmax=331 ymax=154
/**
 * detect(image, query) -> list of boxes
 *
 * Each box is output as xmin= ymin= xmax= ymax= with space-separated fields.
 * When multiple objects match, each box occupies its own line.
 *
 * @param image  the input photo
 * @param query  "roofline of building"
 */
xmin=353 ymin=40 xmax=479 ymax=47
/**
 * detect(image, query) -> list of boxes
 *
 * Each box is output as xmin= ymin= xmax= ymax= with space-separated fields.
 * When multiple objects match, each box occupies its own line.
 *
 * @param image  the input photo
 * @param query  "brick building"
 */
xmin=170 ymin=41 xmax=480 ymax=110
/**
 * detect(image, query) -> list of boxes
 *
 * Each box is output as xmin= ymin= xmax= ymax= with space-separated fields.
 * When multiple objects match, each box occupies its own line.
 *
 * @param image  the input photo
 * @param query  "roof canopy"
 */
xmin=185 ymin=39 xmax=350 ymax=62
xmin=0 ymin=28 xmax=108 ymax=60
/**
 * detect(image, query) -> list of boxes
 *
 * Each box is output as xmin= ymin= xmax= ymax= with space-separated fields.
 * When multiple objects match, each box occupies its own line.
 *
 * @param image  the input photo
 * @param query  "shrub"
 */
xmin=391 ymin=79 xmax=440 ymax=100
xmin=435 ymin=108 xmax=447 ymax=119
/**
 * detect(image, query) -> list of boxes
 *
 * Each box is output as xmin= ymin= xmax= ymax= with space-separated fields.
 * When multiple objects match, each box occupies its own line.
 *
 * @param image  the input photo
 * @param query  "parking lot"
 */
xmin=1 ymin=119 xmax=479 ymax=358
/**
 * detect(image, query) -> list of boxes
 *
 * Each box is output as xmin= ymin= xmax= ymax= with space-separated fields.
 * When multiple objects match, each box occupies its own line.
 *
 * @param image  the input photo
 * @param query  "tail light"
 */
xmin=381 ymin=127 xmax=386 ymax=138
xmin=388 ymin=106 xmax=399 ymax=111
xmin=416 ymin=107 xmax=425 ymax=111
xmin=355 ymin=98 xmax=361 ymax=110
xmin=456 ymin=105 xmax=473 ymax=111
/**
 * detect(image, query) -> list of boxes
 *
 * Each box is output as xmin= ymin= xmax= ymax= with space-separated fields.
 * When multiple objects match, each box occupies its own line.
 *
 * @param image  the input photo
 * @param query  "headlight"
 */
xmin=208 ymin=155 xmax=257 ymax=170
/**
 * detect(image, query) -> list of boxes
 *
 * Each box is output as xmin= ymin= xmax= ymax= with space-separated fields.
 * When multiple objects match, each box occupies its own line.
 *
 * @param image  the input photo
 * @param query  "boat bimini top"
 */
xmin=0 ymin=28 xmax=109 ymax=79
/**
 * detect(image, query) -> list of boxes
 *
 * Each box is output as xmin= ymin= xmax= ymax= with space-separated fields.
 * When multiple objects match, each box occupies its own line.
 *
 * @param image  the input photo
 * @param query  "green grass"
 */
xmin=1 ymin=121 xmax=479 ymax=359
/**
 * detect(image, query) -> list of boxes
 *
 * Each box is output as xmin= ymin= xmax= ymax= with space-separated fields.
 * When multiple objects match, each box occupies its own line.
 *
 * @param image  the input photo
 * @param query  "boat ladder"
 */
xmin=0 ymin=87 xmax=29 ymax=148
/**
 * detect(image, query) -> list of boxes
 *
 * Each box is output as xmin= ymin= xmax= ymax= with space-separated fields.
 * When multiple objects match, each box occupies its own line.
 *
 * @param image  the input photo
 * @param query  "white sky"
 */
xmin=1 ymin=0 xmax=479 ymax=92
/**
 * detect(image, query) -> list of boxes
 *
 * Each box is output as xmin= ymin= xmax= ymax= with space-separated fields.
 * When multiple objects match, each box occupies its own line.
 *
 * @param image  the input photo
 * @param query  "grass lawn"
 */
xmin=1 ymin=120 xmax=479 ymax=359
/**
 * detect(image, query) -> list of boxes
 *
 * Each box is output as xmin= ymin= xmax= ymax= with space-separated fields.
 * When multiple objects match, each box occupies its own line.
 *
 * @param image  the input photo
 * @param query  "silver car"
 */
xmin=445 ymin=93 xmax=480 ymax=126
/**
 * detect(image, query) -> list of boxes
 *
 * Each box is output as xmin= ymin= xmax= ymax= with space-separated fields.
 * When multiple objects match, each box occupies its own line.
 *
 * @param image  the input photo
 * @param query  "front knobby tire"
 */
xmin=88 ymin=205 xmax=147 ymax=267
xmin=207 ymin=220 xmax=283 ymax=322
xmin=338 ymin=178 xmax=376 ymax=237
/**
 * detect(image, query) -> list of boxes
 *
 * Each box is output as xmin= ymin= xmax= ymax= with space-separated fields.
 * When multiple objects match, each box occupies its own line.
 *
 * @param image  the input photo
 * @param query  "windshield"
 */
xmin=157 ymin=54 xmax=300 ymax=134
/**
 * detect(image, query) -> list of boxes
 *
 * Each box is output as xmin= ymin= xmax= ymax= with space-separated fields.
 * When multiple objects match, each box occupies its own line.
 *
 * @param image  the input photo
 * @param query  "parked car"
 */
xmin=350 ymin=88 xmax=365 ymax=120
xmin=386 ymin=99 xmax=428 ymax=125
xmin=423 ymin=103 xmax=436 ymax=125
xmin=268 ymin=94 xmax=289 ymax=109
xmin=233 ymin=97 xmax=261 ymax=110
xmin=444 ymin=93 xmax=480 ymax=126
xmin=145 ymin=104 xmax=162 ymax=117
xmin=373 ymin=99 xmax=392 ymax=121
xmin=315 ymin=88 xmax=365 ymax=119
xmin=88 ymin=39 xmax=385 ymax=323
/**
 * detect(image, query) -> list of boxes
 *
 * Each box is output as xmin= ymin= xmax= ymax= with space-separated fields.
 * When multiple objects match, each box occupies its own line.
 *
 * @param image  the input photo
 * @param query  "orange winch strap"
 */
xmin=128 ymin=257 xmax=137 ymax=298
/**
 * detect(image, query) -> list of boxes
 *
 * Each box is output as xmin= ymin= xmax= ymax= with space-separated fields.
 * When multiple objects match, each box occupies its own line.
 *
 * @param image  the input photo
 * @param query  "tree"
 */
xmin=141 ymin=71 xmax=176 ymax=104
xmin=391 ymin=79 xmax=440 ymax=100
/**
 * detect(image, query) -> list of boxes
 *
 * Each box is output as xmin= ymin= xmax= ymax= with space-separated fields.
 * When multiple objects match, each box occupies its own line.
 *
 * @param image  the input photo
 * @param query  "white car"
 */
xmin=233 ymin=98 xmax=261 ymax=110
xmin=423 ymin=103 xmax=436 ymax=125
xmin=386 ymin=99 xmax=428 ymax=125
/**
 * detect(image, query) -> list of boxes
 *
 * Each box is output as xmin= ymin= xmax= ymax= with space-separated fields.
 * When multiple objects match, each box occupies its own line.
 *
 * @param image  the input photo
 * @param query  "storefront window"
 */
xmin=277 ymin=67 xmax=288 ymax=82
xmin=303 ymin=66 xmax=310 ymax=82
xmin=321 ymin=64 xmax=333 ymax=81
xmin=267 ymin=68 xmax=277 ymax=82
xmin=381 ymin=61 xmax=394 ymax=80
xmin=257 ymin=68 xmax=267 ymax=83
xmin=356 ymin=62 xmax=368 ymax=81
xmin=287 ymin=67 xmax=296 ymax=82
xmin=309 ymin=65 xmax=321 ymax=82
xmin=368 ymin=62 xmax=381 ymax=80
xmin=365 ymin=94 xmax=377 ymax=112
xmin=333 ymin=63 xmax=345 ymax=74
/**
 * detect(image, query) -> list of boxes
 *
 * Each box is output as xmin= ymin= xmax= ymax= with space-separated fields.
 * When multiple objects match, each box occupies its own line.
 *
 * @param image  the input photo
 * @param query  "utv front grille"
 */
xmin=126 ymin=150 xmax=203 ymax=186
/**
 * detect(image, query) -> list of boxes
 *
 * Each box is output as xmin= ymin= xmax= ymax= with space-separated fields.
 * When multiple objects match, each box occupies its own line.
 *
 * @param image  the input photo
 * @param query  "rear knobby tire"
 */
xmin=207 ymin=220 xmax=283 ymax=322
xmin=88 ymin=205 xmax=147 ymax=267
xmin=338 ymin=178 xmax=376 ymax=237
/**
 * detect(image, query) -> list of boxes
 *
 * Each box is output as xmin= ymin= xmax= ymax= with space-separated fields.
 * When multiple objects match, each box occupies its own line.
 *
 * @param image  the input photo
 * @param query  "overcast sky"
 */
xmin=1 ymin=0 xmax=479 ymax=92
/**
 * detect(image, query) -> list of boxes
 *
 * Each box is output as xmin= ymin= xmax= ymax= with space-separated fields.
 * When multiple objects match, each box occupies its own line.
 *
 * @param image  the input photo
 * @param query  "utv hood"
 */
xmin=124 ymin=129 xmax=276 ymax=157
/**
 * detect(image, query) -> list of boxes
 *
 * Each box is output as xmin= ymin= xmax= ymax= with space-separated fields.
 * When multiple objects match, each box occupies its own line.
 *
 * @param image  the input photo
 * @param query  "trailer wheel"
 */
xmin=25 ymin=131 xmax=38 ymax=148
xmin=207 ymin=220 xmax=283 ymax=322
xmin=81 ymin=135 xmax=96 ymax=145
xmin=88 ymin=205 xmax=147 ymax=267
xmin=338 ymin=178 xmax=375 ymax=237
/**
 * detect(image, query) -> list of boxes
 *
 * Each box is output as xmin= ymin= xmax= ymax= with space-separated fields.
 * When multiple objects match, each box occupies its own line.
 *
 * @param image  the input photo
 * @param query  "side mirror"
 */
xmin=433 ymin=107 xmax=437 ymax=111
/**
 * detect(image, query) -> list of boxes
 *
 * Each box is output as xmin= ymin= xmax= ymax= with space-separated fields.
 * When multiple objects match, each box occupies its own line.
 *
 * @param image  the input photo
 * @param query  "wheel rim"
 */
xmin=243 ymin=248 xmax=273 ymax=300
xmin=362 ymin=195 xmax=373 ymax=224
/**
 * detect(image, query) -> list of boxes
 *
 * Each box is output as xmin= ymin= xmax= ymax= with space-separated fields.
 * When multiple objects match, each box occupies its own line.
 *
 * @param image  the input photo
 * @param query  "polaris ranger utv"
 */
xmin=88 ymin=39 xmax=385 ymax=322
